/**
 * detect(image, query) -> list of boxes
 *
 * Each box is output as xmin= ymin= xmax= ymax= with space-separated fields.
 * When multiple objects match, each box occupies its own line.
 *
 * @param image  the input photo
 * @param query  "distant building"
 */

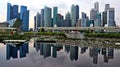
xmin=71 ymin=5 xmax=79 ymax=27
xmin=65 ymin=12 xmax=71 ymax=27
xmin=53 ymin=7 xmax=58 ymax=27
xmin=90 ymin=8 xmax=97 ymax=20
xmin=81 ymin=12 xmax=88 ymax=27
xmin=57 ymin=14 xmax=64 ymax=27
xmin=107 ymin=8 xmax=115 ymax=27
xmin=7 ymin=3 xmax=19 ymax=21
xmin=44 ymin=6 xmax=52 ymax=27
xmin=41 ymin=9 xmax=44 ymax=27
xmin=94 ymin=13 xmax=101 ymax=27
xmin=94 ymin=2 xmax=99 ymax=13
xmin=22 ymin=10 xmax=29 ymax=31
xmin=76 ymin=19 xmax=81 ymax=27
xmin=105 ymin=4 xmax=110 ymax=11
xmin=102 ymin=11 xmax=107 ymax=27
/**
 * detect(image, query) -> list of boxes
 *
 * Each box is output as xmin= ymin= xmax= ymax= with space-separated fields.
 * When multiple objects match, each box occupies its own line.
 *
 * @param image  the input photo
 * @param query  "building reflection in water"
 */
xmin=6 ymin=43 xmax=29 ymax=60
xmin=34 ymin=43 xmax=114 ymax=64
xmin=70 ymin=46 xmax=78 ymax=61
xmin=34 ymin=43 xmax=63 ymax=58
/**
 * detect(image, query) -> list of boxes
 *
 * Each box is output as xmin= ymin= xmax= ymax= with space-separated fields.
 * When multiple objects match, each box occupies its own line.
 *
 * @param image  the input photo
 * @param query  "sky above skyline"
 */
xmin=0 ymin=0 xmax=120 ymax=28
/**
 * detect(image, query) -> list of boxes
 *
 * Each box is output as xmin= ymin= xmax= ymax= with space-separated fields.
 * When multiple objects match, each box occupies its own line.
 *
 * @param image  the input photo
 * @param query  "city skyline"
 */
xmin=0 ymin=0 xmax=120 ymax=28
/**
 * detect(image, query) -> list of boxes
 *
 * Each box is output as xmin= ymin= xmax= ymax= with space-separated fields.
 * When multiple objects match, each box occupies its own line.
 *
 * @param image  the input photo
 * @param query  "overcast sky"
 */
xmin=0 ymin=0 xmax=120 ymax=28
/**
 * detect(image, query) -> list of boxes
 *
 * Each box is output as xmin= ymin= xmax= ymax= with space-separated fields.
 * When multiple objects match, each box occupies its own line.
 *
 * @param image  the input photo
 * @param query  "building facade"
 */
xmin=44 ymin=6 xmax=52 ymax=27
xmin=71 ymin=5 xmax=79 ymax=27
xmin=53 ymin=7 xmax=58 ymax=27
xmin=107 ymin=8 xmax=115 ymax=27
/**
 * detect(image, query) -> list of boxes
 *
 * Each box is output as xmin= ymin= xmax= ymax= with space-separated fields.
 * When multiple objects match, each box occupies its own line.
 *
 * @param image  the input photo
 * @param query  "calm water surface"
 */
xmin=0 ymin=41 xmax=120 ymax=67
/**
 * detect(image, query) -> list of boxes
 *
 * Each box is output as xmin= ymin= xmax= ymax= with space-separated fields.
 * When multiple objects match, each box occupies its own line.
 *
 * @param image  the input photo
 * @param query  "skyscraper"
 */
xmin=81 ymin=12 xmax=88 ymax=27
xmin=20 ymin=6 xmax=29 ymax=31
xmin=7 ymin=3 xmax=19 ymax=21
xmin=94 ymin=2 xmax=99 ymax=13
xmin=20 ymin=6 xmax=27 ymax=20
xmin=53 ymin=7 xmax=58 ymax=27
xmin=36 ymin=12 xmax=41 ymax=28
xmin=71 ymin=5 xmax=79 ymax=27
xmin=102 ymin=11 xmax=107 ymax=27
xmin=44 ymin=6 xmax=52 ymax=27
xmin=41 ymin=9 xmax=44 ymax=27
xmin=94 ymin=13 xmax=101 ymax=27
xmin=65 ymin=12 xmax=71 ymax=27
xmin=107 ymin=8 xmax=115 ymax=27
xmin=22 ymin=10 xmax=29 ymax=31
xmin=90 ymin=8 xmax=97 ymax=20
xmin=105 ymin=4 xmax=110 ymax=11
xmin=7 ymin=3 xmax=12 ymax=21
xmin=34 ymin=16 xmax=36 ymax=30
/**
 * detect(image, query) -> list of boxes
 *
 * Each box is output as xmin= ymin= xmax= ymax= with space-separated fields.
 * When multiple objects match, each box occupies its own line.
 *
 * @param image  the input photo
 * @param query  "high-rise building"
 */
xmin=22 ymin=10 xmax=29 ymax=31
xmin=20 ymin=5 xmax=29 ymax=31
xmin=102 ymin=11 xmax=107 ymax=27
xmin=41 ymin=9 xmax=44 ymax=27
xmin=20 ymin=6 xmax=27 ymax=20
xmin=105 ymin=4 xmax=110 ymax=11
xmin=81 ymin=12 xmax=88 ymax=27
xmin=44 ymin=6 xmax=52 ymax=27
xmin=94 ymin=13 xmax=101 ymax=27
xmin=57 ymin=14 xmax=64 ymax=27
xmin=7 ymin=3 xmax=19 ymax=21
xmin=65 ymin=12 xmax=71 ymax=27
xmin=36 ymin=12 xmax=41 ymax=28
xmin=107 ymin=8 xmax=115 ymax=27
xmin=34 ymin=12 xmax=41 ymax=31
xmin=34 ymin=16 xmax=36 ymax=30
xmin=94 ymin=2 xmax=99 ymax=13
xmin=90 ymin=8 xmax=97 ymax=20
xmin=71 ymin=5 xmax=79 ymax=27
xmin=53 ymin=7 xmax=58 ymax=27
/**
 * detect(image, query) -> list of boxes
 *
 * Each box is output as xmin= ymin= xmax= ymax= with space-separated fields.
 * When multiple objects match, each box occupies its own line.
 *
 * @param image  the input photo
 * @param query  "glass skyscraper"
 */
xmin=71 ymin=5 xmax=79 ymax=27
xmin=22 ymin=10 xmax=29 ymax=31
xmin=20 ymin=6 xmax=29 ymax=31
xmin=53 ymin=7 xmax=58 ymax=27
xmin=44 ymin=6 xmax=52 ymax=27
xmin=41 ymin=9 xmax=44 ymax=27
xmin=107 ymin=8 xmax=115 ymax=27
xmin=20 ymin=6 xmax=27 ymax=20
xmin=7 ymin=3 xmax=19 ymax=21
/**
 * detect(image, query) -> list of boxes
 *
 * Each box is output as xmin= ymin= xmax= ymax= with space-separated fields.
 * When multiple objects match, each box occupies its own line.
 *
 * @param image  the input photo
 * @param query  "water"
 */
xmin=0 ymin=41 xmax=120 ymax=67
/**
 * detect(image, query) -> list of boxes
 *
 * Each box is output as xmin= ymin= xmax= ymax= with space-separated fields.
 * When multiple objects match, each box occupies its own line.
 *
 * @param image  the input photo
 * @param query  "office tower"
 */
xmin=94 ymin=2 xmax=99 ymax=13
xmin=107 ymin=8 xmax=115 ymax=27
xmin=94 ymin=13 xmax=101 ymax=27
xmin=57 ymin=14 xmax=64 ymax=27
xmin=44 ymin=6 xmax=52 ymax=27
xmin=20 ymin=6 xmax=29 ymax=31
xmin=65 ymin=12 xmax=71 ymax=27
xmin=34 ymin=12 xmax=41 ymax=31
xmin=41 ymin=9 xmax=44 ymax=27
xmin=53 ymin=7 xmax=58 ymax=27
xmin=71 ymin=5 xmax=79 ymax=27
xmin=90 ymin=8 xmax=97 ymax=20
xmin=7 ymin=3 xmax=19 ymax=21
xmin=102 ymin=12 xmax=107 ymax=27
xmin=105 ymin=4 xmax=110 ymax=11
xmin=22 ymin=10 xmax=29 ymax=31
xmin=81 ymin=12 xmax=88 ymax=27
xmin=20 ymin=6 xmax=27 ymax=20
xmin=12 ymin=5 xmax=19 ymax=19
xmin=34 ymin=16 xmax=36 ymax=30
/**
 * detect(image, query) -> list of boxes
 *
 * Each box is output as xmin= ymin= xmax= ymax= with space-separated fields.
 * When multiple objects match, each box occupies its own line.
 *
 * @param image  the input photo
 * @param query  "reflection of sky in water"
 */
xmin=0 ymin=42 xmax=120 ymax=67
